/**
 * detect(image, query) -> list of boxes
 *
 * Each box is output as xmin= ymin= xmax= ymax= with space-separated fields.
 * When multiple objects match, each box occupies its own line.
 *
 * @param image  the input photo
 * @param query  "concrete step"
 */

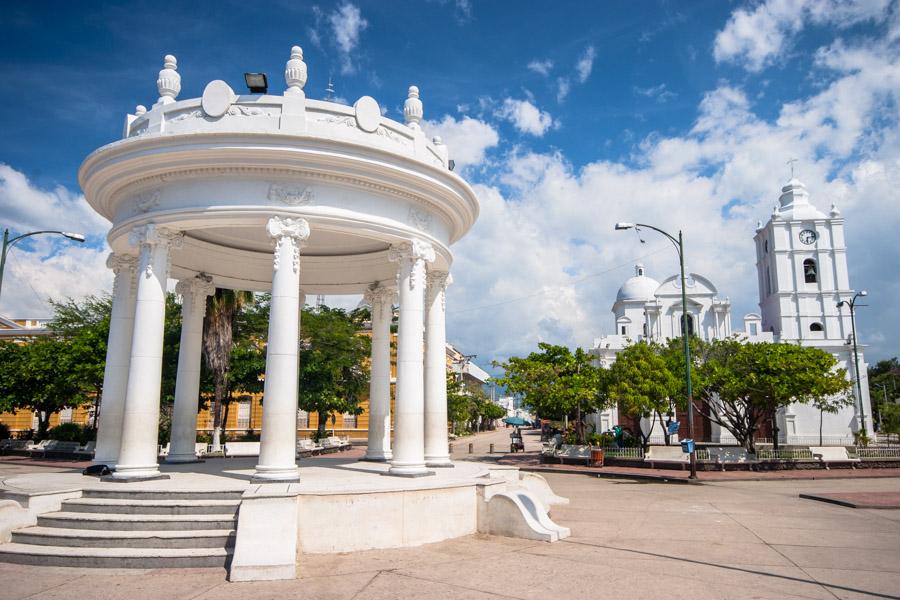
xmin=11 ymin=526 xmax=236 ymax=549
xmin=0 ymin=542 xmax=231 ymax=568
xmin=61 ymin=497 xmax=241 ymax=515
xmin=82 ymin=488 xmax=244 ymax=501
xmin=37 ymin=511 xmax=237 ymax=531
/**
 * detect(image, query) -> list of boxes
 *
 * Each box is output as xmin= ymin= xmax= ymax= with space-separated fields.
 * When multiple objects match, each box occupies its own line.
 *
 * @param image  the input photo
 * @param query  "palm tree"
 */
xmin=202 ymin=289 xmax=253 ymax=452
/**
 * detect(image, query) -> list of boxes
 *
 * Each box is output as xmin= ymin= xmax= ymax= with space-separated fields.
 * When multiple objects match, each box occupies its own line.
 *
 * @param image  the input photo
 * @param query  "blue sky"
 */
xmin=1 ymin=0 xmax=899 ymax=370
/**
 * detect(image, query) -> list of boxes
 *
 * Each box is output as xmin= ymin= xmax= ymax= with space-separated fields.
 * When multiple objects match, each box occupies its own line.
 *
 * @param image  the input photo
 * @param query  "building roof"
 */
xmin=774 ymin=178 xmax=828 ymax=221
xmin=615 ymin=264 xmax=660 ymax=303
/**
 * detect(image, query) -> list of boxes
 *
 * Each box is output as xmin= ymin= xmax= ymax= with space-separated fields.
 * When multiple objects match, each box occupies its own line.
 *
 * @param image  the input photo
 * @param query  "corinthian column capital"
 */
xmin=175 ymin=274 xmax=215 ymax=316
xmin=364 ymin=284 xmax=397 ymax=311
xmin=106 ymin=252 xmax=138 ymax=274
xmin=426 ymin=270 xmax=452 ymax=290
xmin=128 ymin=223 xmax=183 ymax=251
xmin=388 ymin=239 xmax=435 ymax=265
xmin=267 ymin=216 xmax=310 ymax=274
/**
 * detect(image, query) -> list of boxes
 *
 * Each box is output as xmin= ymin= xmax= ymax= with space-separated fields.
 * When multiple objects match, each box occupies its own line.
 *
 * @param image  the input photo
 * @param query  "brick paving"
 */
xmin=495 ymin=451 xmax=900 ymax=483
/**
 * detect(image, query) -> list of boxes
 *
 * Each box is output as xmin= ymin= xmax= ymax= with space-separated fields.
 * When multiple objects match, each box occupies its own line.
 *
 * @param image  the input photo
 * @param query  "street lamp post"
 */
xmin=615 ymin=222 xmax=697 ymax=480
xmin=837 ymin=290 xmax=868 ymax=439
xmin=0 ymin=228 xmax=86 ymax=304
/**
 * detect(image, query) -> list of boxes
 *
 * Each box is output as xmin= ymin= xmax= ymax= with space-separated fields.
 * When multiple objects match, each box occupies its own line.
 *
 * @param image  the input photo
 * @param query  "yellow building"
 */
xmin=1 ymin=320 xmax=481 ymax=442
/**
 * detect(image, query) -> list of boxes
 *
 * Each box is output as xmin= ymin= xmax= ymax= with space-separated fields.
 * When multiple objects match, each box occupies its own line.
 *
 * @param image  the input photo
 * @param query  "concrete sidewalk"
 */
xmin=2 ymin=469 xmax=899 ymax=598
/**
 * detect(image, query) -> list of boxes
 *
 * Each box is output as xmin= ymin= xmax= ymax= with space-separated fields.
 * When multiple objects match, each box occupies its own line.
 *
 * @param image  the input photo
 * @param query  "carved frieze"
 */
xmin=268 ymin=183 xmax=315 ymax=206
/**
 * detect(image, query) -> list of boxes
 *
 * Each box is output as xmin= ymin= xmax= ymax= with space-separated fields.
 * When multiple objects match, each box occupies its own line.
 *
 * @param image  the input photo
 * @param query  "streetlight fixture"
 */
xmin=0 ymin=228 xmax=86 ymax=304
xmin=837 ymin=290 xmax=868 ymax=439
xmin=615 ymin=221 xmax=697 ymax=479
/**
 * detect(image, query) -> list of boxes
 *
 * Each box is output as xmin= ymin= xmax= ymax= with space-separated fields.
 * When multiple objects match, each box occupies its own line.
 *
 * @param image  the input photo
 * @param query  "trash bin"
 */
xmin=590 ymin=447 xmax=604 ymax=467
xmin=680 ymin=439 xmax=694 ymax=454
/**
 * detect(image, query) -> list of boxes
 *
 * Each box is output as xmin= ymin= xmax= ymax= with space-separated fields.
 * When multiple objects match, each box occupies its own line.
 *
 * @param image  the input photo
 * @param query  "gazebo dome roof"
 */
xmin=616 ymin=264 xmax=659 ymax=303
xmin=78 ymin=48 xmax=479 ymax=295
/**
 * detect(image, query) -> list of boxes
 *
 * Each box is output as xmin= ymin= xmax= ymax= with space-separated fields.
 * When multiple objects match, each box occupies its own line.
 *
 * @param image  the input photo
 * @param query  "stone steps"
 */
xmin=62 ymin=497 xmax=241 ymax=515
xmin=0 ymin=488 xmax=242 ymax=569
xmin=11 ymin=526 xmax=235 ymax=549
xmin=81 ymin=488 xmax=244 ymax=501
xmin=0 ymin=542 xmax=231 ymax=568
xmin=37 ymin=511 xmax=238 ymax=531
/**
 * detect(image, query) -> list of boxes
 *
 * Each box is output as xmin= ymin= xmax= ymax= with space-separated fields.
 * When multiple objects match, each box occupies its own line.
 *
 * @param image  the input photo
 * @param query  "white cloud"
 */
xmin=714 ymin=0 xmax=891 ymax=71
xmin=425 ymin=115 xmax=500 ymax=168
xmin=496 ymin=98 xmax=556 ymax=136
xmin=447 ymin=30 xmax=900 ymax=365
xmin=527 ymin=59 xmax=554 ymax=76
xmin=575 ymin=45 xmax=596 ymax=83
xmin=634 ymin=83 xmax=677 ymax=103
xmin=329 ymin=2 xmax=368 ymax=74
xmin=0 ymin=165 xmax=111 ymax=317
xmin=555 ymin=77 xmax=571 ymax=103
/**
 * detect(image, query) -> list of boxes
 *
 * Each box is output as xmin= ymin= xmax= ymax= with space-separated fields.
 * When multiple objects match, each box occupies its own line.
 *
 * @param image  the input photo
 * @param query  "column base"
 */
xmin=252 ymin=465 xmax=300 ymax=482
xmin=426 ymin=458 xmax=454 ymax=468
xmin=361 ymin=451 xmax=393 ymax=462
xmin=384 ymin=468 xmax=435 ymax=478
xmin=108 ymin=464 xmax=166 ymax=481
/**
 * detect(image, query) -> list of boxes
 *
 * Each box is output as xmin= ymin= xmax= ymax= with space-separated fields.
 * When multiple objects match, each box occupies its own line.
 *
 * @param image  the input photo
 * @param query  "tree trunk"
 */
xmin=660 ymin=411 xmax=671 ymax=446
xmin=210 ymin=377 xmax=225 ymax=452
xmin=819 ymin=409 xmax=824 ymax=446
xmin=771 ymin=412 xmax=780 ymax=451
xmin=316 ymin=411 xmax=327 ymax=441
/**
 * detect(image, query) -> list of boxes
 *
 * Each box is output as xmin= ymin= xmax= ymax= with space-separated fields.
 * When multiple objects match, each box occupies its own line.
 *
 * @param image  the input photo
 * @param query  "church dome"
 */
xmin=616 ymin=264 xmax=660 ymax=302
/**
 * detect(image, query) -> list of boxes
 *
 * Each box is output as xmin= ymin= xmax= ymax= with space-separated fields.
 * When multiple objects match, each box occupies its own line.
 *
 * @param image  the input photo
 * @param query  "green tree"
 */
xmin=693 ymin=339 xmax=851 ymax=452
xmin=880 ymin=403 xmax=900 ymax=442
xmin=47 ymin=295 xmax=112 ymax=427
xmin=492 ymin=343 xmax=607 ymax=443
xmin=202 ymin=289 xmax=254 ymax=451
xmin=869 ymin=357 xmax=899 ymax=429
xmin=298 ymin=306 xmax=371 ymax=440
xmin=608 ymin=341 xmax=681 ymax=449
xmin=0 ymin=338 xmax=89 ymax=437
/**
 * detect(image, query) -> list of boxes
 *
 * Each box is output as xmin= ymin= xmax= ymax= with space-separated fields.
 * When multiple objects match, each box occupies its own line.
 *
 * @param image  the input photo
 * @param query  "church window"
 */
xmin=764 ymin=239 xmax=768 ymax=254
xmin=620 ymin=325 xmax=627 ymax=335
xmin=749 ymin=323 xmax=758 ymax=335
xmin=681 ymin=314 xmax=695 ymax=337
xmin=810 ymin=322 xmax=824 ymax=332
xmin=803 ymin=259 xmax=818 ymax=283
xmin=643 ymin=323 xmax=648 ymax=337
xmin=765 ymin=266 xmax=772 ymax=295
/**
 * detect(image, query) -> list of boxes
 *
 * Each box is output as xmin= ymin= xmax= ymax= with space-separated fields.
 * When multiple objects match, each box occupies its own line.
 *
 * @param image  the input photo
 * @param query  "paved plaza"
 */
xmin=2 ymin=455 xmax=898 ymax=600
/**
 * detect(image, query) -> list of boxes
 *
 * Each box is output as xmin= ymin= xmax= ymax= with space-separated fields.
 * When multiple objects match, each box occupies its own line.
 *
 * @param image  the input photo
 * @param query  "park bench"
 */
xmin=0 ymin=439 xmax=29 ymax=455
xmin=809 ymin=446 xmax=860 ymax=469
xmin=554 ymin=445 xmax=591 ymax=465
xmin=74 ymin=441 xmax=95 ymax=459
xmin=321 ymin=436 xmax=352 ymax=453
xmin=645 ymin=445 xmax=690 ymax=469
xmin=224 ymin=441 xmax=260 ymax=457
xmin=706 ymin=447 xmax=757 ymax=471
xmin=29 ymin=440 xmax=81 ymax=459
xmin=297 ymin=439 xmax=324 ymax=456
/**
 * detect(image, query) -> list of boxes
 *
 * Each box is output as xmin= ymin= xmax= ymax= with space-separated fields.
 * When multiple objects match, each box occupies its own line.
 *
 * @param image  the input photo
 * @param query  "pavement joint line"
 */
xmin=710 ymin=501 xmax=843 ymax=600
xmin=560 ymin=538 xmax=898 ymax=599
xmin=348 ymin=570 xmax=380 ymax=600
xmin=388 ymin=569 xmax=522 ymax=599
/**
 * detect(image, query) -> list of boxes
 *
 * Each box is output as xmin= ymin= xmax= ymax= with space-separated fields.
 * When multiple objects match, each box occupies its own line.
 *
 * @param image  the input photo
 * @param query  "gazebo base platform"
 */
xmin=0 ymin=457 xmax=570 ymax=581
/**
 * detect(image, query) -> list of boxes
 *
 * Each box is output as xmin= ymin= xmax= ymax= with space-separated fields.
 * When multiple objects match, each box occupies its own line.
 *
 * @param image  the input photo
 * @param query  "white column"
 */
xmin=388 ymin=240 xmax=434 ymax=477
xmin=167 ymin=274 xmax=215 ymax=463
xmin=424 ymin=271 xmax=452 ymax=467
xmin=255 ymin=216 xmax=309 ymax=482
xmin=113 ymin=225 xmax=182 ymax=480
xmin=92 ymin=253 xmax=138 ymax=466
xmin=363 ymin=284 xmax=395 ymax=461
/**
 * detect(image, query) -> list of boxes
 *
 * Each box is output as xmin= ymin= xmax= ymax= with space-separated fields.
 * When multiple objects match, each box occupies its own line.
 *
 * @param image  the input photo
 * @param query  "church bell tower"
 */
xmin=754 ymin=178 xmax=853 ymax=343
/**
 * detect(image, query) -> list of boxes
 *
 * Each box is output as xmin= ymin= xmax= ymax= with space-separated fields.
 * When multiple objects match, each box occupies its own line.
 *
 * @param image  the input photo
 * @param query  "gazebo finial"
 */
xmin=285 ymin=45 xmax=307 ymax=97
xmin=404 ymin=85 xmax=423 ymax=130
xmin=156 ymin=54 xmax=181 ymax=105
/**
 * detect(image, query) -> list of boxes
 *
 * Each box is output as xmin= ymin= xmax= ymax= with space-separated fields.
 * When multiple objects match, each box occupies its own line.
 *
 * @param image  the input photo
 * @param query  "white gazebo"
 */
xmin=81 ymin=47 xmax=478 ymax=482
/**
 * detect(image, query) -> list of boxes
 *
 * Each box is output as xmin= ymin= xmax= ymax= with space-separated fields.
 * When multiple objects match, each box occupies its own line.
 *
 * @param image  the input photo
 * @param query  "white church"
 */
xmin=591 ymin=177 xmax=874 ymax=445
